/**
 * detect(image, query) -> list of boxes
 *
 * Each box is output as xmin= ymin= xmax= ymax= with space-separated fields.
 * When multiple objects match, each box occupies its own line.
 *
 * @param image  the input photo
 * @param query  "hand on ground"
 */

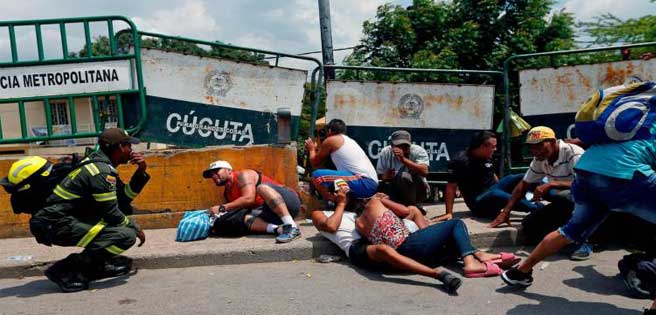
xmin=488 ymin=211 xmax=511 ymax=228
xmin=431 ymin=213 xmax=452 ymax=223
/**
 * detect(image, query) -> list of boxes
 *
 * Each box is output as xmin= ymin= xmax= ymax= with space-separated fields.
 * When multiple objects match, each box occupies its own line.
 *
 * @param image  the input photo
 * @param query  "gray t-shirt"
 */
xmin=376 ymin=144 xmax=430 ymax=175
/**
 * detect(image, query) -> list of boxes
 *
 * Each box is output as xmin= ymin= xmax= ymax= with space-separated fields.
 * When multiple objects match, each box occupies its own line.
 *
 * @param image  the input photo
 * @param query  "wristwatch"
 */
xmin=218 ymin=205 xmax=227 ymax=213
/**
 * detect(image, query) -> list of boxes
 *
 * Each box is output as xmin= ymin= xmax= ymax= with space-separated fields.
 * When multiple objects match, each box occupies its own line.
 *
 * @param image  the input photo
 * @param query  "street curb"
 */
xmin=0 ymin=227 xmax=522 ymax=279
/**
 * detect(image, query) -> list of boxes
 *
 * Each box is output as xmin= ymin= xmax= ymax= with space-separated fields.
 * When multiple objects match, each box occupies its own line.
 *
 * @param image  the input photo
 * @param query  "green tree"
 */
xmin=344 ymin=0 xmax=576 ymax=77
xmin=298 ymin=83 xmax=326 ymax=140
xmin=579 ymin=0 xmax=656 ymax=45
xmin=77 ymin=33 xmax=265 ymax=64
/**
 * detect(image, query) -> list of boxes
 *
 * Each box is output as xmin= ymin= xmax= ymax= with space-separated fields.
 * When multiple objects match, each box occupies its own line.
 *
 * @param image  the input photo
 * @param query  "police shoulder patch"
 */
xmin=105 ymin=175 xmax=117 ymax=185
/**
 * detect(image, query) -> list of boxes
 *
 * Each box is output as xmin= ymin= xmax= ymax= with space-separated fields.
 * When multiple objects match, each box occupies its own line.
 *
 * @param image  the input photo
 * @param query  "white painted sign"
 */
xmin=326 ymin=80 xmax=495 ymax=129
xmin=0 ymin=60 xmax=134 ymax=100
xmin=140 ymin=49 xmax=307 ymax=115
xmin=519 ymin=59 xmax=656 ymax=116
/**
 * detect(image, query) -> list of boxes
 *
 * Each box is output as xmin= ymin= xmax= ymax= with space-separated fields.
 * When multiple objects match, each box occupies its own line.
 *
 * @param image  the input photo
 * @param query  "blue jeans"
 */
xmin=397 ymin=219 xmax=477 ymax=266
xmin=559 ymin=170 xmax=656 ymax=244
xmin=470 ymin=173 xmax=544 ymax=218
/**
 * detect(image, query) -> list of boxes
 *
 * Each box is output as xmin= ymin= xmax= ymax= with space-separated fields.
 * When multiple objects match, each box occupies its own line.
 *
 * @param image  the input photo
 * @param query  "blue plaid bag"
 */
xmin=175 ymin=210 xmax=211 ymax=242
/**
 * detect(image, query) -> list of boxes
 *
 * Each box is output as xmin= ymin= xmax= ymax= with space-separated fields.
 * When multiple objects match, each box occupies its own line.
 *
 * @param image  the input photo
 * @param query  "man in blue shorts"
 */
xmin=305 ymin=119 xmax=378 ymax=202
xmin=502 ymin=138 xmax=656 ymax=287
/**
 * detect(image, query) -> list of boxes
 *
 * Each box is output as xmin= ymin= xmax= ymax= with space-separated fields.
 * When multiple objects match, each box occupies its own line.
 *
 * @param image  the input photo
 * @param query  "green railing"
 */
xmin=0 ymin=16 xmax=147 ymax=144
xmin=501 ymin=41 xmax=656 ymax=175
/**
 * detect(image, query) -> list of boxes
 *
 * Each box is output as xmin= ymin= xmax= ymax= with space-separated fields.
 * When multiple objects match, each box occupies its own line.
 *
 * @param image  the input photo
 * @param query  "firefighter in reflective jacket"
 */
xmin=30 ymin=128 xmax=149 ymax=292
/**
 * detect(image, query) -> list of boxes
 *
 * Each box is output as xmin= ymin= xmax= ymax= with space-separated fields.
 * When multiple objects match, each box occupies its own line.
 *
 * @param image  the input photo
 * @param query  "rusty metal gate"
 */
xmin=502 ymin=41 xmax=656 ymax=174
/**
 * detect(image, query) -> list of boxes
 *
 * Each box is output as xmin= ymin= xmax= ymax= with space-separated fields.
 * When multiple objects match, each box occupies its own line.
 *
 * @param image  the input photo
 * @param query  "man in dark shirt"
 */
xmin=437 ymin=131 xmax=542 ymax=220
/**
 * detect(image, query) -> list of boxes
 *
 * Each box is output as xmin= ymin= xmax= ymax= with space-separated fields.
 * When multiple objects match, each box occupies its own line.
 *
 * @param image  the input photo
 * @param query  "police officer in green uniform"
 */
xmin=29 ymin=128 xmax=149 ymax=292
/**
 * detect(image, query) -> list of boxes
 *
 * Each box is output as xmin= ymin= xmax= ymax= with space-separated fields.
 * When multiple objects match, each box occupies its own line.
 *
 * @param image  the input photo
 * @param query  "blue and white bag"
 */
xmin=575 ymin=80 xmax=656 ymax=144
xmin=175 ymin=210 xmax=211 ymax=242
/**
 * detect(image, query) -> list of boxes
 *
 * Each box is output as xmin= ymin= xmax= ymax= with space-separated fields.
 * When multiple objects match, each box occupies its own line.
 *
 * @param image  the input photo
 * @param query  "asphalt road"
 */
xmin=0 ymin=248 xmax=649 ymax=315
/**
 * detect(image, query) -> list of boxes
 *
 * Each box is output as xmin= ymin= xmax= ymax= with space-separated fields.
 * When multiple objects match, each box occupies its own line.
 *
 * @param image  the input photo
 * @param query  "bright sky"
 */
xmin=0 ymin=0 xmax=653 ymax=70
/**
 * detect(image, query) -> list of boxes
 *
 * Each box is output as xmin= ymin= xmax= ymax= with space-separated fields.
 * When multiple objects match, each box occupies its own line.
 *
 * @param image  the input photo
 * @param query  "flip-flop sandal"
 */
xmin=464 ymin=261 xmax=503 ymax=278
xmin=491 ymin=252 xmax=521 ymax=269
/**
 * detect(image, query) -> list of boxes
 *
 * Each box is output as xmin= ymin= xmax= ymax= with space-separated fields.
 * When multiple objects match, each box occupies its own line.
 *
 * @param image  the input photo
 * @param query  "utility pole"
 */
xmin=318 ymin=0 xmax=335 ymax=80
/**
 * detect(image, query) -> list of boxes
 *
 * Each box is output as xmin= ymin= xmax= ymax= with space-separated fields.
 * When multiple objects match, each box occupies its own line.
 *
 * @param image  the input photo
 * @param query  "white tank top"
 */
xmin=331 ymin=135 xmax=378 ymax=180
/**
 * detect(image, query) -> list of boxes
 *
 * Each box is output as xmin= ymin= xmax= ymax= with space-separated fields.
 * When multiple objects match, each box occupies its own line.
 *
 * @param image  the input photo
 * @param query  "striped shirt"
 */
xmin=523 ymin=140 xmax=584 ymax=183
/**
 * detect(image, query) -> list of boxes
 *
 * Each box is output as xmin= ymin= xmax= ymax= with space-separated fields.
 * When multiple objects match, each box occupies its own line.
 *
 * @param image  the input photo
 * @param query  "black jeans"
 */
xmin=379 ymin=171 xmax=427 ymax=206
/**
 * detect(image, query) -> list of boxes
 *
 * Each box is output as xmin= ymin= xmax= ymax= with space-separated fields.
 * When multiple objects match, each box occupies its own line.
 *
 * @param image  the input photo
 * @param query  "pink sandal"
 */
xmin=464 ymin=261 xmax=503 ymax=278
xmin=490 ymin=252 xmax=520 ymax=269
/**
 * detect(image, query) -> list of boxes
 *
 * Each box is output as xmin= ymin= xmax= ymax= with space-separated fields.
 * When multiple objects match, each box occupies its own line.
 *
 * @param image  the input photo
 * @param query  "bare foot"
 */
xmin=474 ymin=251 xmax=501 ymax=262
xmin=462 ymin=260 xmax=487 ymax=274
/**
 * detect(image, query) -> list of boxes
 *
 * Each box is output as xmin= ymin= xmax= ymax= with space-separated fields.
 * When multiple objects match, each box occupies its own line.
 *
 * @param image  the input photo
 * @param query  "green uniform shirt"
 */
xmin=34 ymin=150 xmax=149 ymax=229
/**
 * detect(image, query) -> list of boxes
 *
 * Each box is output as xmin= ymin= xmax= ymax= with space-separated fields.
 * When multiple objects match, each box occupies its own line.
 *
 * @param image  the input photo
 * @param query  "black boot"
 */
xmin=44 ymin=254 xmax=89 ymax=293
xmin=92 ymin=256 xmax=133 ymax=280
xmin=83 ymin=251 xmax=133 ymax=281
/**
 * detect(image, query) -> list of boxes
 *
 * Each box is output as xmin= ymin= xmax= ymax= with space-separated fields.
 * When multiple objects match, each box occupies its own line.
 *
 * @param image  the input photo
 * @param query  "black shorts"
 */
xmin=348 ymin=238 xmax=387 ymax=270
xmin=256 ymin=183 xmax=301 ymax=224
xmin=212 ymin=208 xmax=251 ymax=237
xmin=212 ymin=184 xmax=301 ymax=236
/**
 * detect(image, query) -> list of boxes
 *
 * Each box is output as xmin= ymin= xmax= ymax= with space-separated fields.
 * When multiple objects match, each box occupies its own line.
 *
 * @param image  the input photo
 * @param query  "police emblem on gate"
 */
xmin=398 ymin=93 xmax=424 ymax=119
xmin=205 ymin=71 xmax=233 ymax=97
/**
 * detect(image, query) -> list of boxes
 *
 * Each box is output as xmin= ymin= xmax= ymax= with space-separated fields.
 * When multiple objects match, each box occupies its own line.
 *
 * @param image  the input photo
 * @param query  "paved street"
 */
xmin=0 ymin=248 xmax=649 ymax=315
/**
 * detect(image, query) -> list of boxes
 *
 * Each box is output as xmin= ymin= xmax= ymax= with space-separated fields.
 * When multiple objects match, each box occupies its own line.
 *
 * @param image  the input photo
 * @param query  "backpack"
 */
xmin=618 ymin=253 xmax=656 ymax=299
xmin=0 ymin=154 xmax=96 ymax=214
xmin=575 ymin=80 xmax=656 ymax=144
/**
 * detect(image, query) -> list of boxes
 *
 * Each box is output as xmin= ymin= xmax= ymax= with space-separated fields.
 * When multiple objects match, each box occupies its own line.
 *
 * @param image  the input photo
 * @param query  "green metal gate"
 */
xmin=0 ymin=16 xmax=147 ymax=144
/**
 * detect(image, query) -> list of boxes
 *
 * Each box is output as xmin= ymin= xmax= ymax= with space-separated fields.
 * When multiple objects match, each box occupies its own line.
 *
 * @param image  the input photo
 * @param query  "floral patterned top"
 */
xmin=368 ymin=210 xmax=410 ymax=249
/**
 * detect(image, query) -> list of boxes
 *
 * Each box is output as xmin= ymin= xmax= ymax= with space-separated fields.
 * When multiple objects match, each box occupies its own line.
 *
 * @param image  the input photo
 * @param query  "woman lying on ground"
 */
xmin=312 ymin=187 xmax=464 ymax=293
xmin=355 ymin=193 xmax=519 ymax=278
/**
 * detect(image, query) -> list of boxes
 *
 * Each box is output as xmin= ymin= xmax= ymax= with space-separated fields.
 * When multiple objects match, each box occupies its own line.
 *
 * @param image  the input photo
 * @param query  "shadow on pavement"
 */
xmin=501 ymin=290 xmax=641 ymax=315
xmin=0 ymin=272 xmax=135 ymax=298
xmin=0 ymin=278 xmax=58 ymax=298
xmin=563 ymin=265 xmax=632 ymax=297
xmin=343 ymin=262 xmax=457 ymax=295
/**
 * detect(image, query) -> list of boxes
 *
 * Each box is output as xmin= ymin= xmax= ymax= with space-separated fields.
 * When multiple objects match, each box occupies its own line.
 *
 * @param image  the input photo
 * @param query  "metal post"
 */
xmin=276 ymin=107 xmax=292 ymax=144
xmin=318 ymin=0 xmax=335 ymax=80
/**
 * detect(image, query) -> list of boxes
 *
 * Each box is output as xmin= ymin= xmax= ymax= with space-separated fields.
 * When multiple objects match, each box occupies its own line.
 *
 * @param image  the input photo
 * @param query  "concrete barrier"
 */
xmin=0 ymin=144 xmax=299 ymax=238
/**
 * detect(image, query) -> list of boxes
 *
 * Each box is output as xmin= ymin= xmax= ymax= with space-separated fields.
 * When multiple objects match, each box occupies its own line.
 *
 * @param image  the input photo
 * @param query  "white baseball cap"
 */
xmin=202 ymin=160 xmax=233 ymax=178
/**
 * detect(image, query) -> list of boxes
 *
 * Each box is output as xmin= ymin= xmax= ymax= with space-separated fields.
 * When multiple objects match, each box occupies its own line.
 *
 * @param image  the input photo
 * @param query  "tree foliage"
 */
xmin=75 ymin=33 xmax=266 ymax=64
xmin=343 ymin=0 xmax=577 ymax=78
xmin=579 ymin=0 xmax=656 ymax=46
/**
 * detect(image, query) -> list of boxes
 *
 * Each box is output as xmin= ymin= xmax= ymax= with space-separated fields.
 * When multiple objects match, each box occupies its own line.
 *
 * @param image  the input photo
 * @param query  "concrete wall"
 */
xmin=0 ymin=145 xmax=300 ymax=238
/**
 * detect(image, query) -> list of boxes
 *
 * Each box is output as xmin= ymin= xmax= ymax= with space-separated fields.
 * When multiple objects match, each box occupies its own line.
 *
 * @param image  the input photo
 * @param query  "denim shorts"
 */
xmin=559 ymin=170 xmax=656 ymax=244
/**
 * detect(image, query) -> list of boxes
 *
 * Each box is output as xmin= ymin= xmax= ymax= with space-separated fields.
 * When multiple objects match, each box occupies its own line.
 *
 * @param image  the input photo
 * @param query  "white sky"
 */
xmin=0 ymin=0 xmax=653 ymax=70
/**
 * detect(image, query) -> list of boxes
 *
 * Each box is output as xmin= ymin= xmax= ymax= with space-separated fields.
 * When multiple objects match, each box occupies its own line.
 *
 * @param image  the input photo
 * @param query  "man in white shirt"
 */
xmin=489 ymin=126 xmax=592 ymax=260
xmin=489 ymin=126 xmax=583 ymax=228
xmin=306 ymin=119 xmax=378 ymax=202
xmin=376 ymin=130 xmax=430 ymax=208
